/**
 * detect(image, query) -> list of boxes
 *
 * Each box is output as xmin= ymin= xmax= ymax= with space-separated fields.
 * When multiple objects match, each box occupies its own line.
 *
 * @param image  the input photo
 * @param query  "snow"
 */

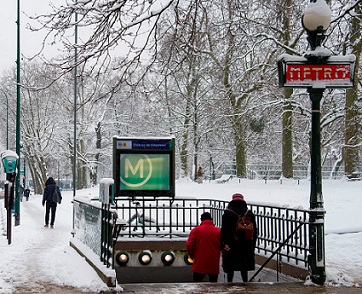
xmin=0 ymin=151 xmax=18 ymax=160
xmin=303 ymin=0 xmax=332 ymax=31
xmin=1 ymin=177 xmax=362 ymax=293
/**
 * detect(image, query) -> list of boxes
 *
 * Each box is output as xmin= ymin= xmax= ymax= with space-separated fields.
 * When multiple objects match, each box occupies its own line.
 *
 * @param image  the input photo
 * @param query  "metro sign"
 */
xmin=278 ymin=55 xmax=356 ymax=88
xmin=113 ymin=136 xmax=175 ymax=198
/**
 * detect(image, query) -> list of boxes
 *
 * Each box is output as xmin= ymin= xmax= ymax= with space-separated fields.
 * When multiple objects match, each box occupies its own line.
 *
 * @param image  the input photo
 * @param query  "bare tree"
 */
xmin=28 ymin=0 xmax=177 ymax=90
xmin=342 ymin=1 xmax=361 ymax=178
xmin=19 ymin=61 xmax=69 ymax=193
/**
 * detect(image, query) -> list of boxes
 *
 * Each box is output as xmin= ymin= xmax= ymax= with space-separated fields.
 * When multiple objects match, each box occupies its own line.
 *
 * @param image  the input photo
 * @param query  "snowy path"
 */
xmin=1 ymin=179 xmax=362 ymax=292
xmin=0 ymin=194 xmax=108 ymax=294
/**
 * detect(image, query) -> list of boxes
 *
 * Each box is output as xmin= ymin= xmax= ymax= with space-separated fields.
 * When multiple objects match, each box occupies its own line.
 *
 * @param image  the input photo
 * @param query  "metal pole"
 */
xmin=73 ymin=4 xmax=78 ymax=197
xmin=308 ymin=87 xmax=326 ymax=285
xmin=72 ymin=3 xmax=78 ymax=235
xmin=23 ymin=158 xmax=26 ymax=188
xmin=0 ymin=90 xmax=9 ymax=149
xmin=209 ymin=155 xmax=212 ymax=182
xmin=15 ymin=0 xmax=21 ymax=226
xmin=5 ymin=183 xmax=11 ymax=244
xmin=6 ymin=92 xmax=8 ymax=150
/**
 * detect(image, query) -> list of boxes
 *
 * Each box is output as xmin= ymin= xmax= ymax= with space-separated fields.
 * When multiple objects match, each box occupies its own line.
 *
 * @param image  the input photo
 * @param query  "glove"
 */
xmin=42 ymin=201 xmax=45 ymax=206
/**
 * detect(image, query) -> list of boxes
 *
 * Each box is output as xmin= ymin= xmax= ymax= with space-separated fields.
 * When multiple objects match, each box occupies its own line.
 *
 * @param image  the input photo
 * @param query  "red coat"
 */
xmin=186 ymin=219 xmax=221 ymax=275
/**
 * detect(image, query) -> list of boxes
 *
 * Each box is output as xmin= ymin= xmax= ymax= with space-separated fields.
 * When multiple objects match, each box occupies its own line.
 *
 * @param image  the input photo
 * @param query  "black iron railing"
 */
xmin=113 ymin=198 xmax=309 ymax=268
xmin=73 ymin=197 xmax=309 ymax=271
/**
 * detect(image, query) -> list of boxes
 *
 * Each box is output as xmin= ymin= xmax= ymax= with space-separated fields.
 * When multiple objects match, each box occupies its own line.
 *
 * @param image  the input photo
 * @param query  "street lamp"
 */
xmin=302 ymin=0 xmax=331 ymax=51
xmin=278 ymin=1 xmax=355 ymax=285
xmin=302 ymin=0 xmax=331 ymax=285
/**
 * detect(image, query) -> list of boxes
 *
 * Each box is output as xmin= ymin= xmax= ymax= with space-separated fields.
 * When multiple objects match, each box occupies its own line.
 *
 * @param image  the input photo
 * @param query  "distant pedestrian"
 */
xmin=221 ymin=193 xmax=257 ymax=282
xmin=24 ymin=188 xmax=31 ymax=201
xmin=42 ymin=177 xmax=62 ymax=228
xmin=197 ymin=167 xmax=203 ymax=184
xmin=186 ymin=212 xmax=221 ymax=282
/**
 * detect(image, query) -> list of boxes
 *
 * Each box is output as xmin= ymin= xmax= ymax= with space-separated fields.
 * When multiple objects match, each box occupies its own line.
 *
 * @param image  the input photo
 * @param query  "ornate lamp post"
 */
xmin=278 ymin=0 xmax=356 ymax=285
xmin=302 ymin=0 xmax=332 ymax=285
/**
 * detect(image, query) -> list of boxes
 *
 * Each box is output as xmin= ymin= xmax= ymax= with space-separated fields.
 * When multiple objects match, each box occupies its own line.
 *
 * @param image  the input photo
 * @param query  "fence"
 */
xmin=246 ymin=164 xmax=346 ymax=180
xmin=73 ymin=196 xmax=310 ymax=275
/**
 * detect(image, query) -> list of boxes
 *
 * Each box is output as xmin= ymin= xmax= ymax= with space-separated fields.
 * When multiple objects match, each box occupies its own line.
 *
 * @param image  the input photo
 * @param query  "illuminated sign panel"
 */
xmin=278 ymin=55 xmax=356 ymax=89
xmin=120 ymin=154 xmax=170 ymax=191
xmin=285 ymin=63 xmax=352 ymax=87
xmin=113 ymin=137 xmax=175 ymax=198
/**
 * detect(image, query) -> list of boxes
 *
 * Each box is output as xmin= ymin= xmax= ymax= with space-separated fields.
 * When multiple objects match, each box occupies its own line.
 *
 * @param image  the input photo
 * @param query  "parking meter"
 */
xmin=1 ymin=150 xmax=19 ymax=181
xmin=99 ymin=178 xmax=114 ymax=205
xmin=1 ymin=150 xmax=19 ymax=245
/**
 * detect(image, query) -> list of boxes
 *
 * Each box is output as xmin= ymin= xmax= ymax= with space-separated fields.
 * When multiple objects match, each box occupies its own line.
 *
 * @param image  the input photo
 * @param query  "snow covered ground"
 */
xmin=0 ymin=177 xmax=361 ymax=293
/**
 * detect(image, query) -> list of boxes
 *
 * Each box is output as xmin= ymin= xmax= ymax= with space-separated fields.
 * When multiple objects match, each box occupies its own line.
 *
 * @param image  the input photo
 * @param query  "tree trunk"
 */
xmin=282 ymin=88 xmax=294 ymax=178
xmin=344 ymin=2 xmax=361 ymax=178
xmin=180 ymin=98 xmax=191 ymax=178
xmin=92 ymin=121 xmax=101 ymax=186
xmin=234 ymin=117 xmax=247 ymax=178
xmin=281 ymin=0 xmax=294 ymax=179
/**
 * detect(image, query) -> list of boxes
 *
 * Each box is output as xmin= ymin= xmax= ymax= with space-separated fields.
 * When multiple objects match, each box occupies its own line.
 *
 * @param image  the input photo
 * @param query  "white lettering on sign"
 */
xmin=125 ymin=158 xmax=144 ymax=178
xmin=286 ymin=64 xmax=350 ymax=82
xmin=120 ymin=155 xmax=153 ymax=188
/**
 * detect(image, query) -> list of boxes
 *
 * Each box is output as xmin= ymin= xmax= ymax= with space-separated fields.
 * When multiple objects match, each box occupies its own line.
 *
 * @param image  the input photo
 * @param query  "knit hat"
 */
xmin=201 ymin=212 xmax=212 ymax=221
xmin=232 ymin=193 xmax=245 ymax=201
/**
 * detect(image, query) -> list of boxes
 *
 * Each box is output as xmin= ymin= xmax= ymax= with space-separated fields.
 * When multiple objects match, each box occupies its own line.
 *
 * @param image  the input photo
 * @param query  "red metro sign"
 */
xmin=278 ymin=55 xmax=356 ymax=89
xmin=287 ymin=63 xmax=351 ymax=84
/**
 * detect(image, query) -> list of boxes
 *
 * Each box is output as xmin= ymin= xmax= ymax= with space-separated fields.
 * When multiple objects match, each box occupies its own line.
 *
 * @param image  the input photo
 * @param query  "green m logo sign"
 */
xmin=120 ymin=154 xmax=170 ymax=190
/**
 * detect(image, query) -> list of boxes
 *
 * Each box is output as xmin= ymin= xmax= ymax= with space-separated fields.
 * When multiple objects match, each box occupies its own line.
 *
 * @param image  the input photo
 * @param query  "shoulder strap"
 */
xmin=226 ymin=208 xmax=248 ymax=217
xmin=226 ymin=208 xmax=238 ymax=216
xmin=243 ymin=209 xmax=249 ymax=218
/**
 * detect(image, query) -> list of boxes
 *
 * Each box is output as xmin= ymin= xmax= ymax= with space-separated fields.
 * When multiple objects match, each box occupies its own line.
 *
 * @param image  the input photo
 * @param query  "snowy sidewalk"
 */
xmin=0 ymin=193 xmax=110 ymax=294
xmin=1 ymin=179 xmax=362 ymax=293
xmin=120 ymin=282 xmax=362 ymax=294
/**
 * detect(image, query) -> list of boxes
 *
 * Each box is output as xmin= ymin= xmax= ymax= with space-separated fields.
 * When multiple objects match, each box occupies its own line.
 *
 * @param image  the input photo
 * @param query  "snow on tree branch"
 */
xmin=28 ymin=0 xmax=177 ymax=82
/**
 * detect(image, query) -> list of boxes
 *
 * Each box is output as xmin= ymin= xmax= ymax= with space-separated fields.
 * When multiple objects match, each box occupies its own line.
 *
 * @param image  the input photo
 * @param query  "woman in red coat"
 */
xmin=186 ymin=212 xmax=221 ymax=282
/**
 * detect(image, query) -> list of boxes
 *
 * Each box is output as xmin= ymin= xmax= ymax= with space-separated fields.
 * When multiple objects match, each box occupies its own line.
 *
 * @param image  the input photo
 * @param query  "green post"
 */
xmin=0 ymin=90 xmax=9 ymax=149
xmin=308 ymin=88 xmax=326 ymax=284
xmin=15 ymin=0 xmax=21 ymax=226
xmin=73 ymin=1 xmax=78 ymax=198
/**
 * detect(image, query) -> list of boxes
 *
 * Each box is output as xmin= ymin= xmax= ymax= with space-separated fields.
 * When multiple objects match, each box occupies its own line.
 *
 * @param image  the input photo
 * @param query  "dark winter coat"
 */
xmin=186 ymin=219 xmax=221 ymax=275
xmin=42 ymin=177 xmax=62 ymax=205
xmin=220 ymin=200 xmax=258 ymax=272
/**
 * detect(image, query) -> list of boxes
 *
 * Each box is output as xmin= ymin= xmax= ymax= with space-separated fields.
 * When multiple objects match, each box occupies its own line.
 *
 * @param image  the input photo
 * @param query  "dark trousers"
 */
xmin=227 ymin=270 xmax=248 ymax=282
xmin=193 ymin=272 xmax=218 ymax=282
xmin=45 ymin=201 xmax=57 ymax=226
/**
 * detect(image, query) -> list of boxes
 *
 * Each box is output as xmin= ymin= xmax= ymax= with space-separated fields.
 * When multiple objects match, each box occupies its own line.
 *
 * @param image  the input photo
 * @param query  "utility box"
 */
xmin=99 ymin=178 xmax=114 ymax=204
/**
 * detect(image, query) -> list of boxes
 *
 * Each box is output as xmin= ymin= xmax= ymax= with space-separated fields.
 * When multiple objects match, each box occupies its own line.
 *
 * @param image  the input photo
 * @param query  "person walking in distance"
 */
xmin=221 ymin=193 xmax=257 ymax=282
xmin=186 ymin=212 xmax=221 ymax=282
xmin=197 ymin=167 xmax=203 ymax=184
xmin=42 ymin=177 xmax=62 ymax=228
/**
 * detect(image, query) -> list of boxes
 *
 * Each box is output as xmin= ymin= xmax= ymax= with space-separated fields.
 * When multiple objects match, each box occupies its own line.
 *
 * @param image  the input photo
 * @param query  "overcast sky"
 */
xmin=0 ymin=0 xmax=56 ymax=71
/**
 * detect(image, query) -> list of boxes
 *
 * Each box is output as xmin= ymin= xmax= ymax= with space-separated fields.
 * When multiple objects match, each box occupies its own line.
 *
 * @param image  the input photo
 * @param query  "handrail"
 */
xmin=248 ymin=222 xmax=304 ymax=281
xmin=73 ymin=197 xmax=310 ymax=273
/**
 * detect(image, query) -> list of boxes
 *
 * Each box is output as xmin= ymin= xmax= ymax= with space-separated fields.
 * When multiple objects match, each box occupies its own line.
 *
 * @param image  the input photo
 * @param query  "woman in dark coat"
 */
xmin=42 ymin=177 xmax=62 ymax=228
xmin=220 ymin=193 xmax=258 ymax=282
